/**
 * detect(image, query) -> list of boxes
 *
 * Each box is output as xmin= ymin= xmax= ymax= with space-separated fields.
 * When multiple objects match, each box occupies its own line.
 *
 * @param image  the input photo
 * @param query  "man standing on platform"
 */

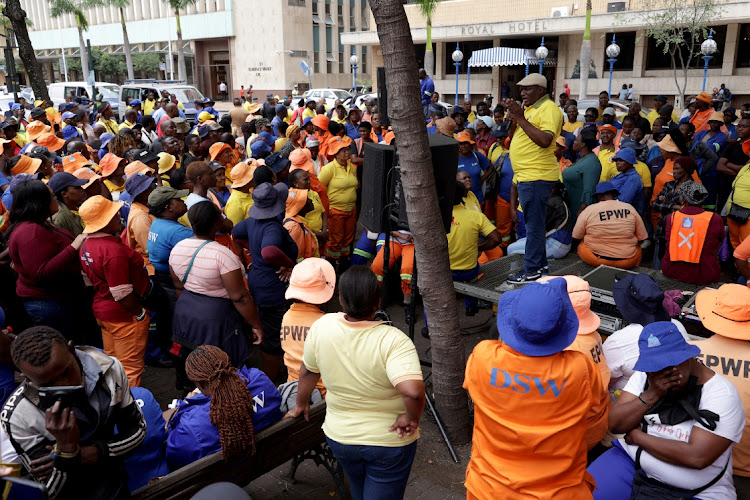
xmin=505 ymin=73 xmax=563 ymax=283
xmin=419 ymin=69 xmax=434 ymax=123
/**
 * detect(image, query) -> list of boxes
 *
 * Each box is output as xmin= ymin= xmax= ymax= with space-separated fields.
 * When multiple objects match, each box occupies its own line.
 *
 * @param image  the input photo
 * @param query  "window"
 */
xmin=736 ymin=24 xmax=750 ymax=68
xmin=325 ymin=0 xmax=334 ymax=25
xmin=123 ymin=87 xmax=140 ymax=102
xmin=326 ymin=26 xmax=334 ymax=73
xmin=443 ymin=40 xmax=493 ymax=74
xmin=603 ymin=32 xmax=636 ymax=71
xmin=361 ymin=46 xmax=367 ymax=74
xmin=349 ymin=0 xmax=356 ymax=31
xmin=313 ymin=25 xmax=320 ymax=73
xmin=361 ymin=0 xmax=368 ymax=29
xmin=312 ymin=0 xmax=321 ymax=24
xmin=288 ymin=0 xmax=305 ymax=5
xmin=338 ymin=27 xmax=345 ymax=73
xmin=337 ymin=0 xmax=344 ymax=26
xmin=646 ymin=26 xmax=725 ymax=70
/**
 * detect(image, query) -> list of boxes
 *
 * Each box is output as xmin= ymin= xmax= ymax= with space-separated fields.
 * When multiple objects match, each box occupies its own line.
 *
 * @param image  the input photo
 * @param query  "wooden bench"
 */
xmin=133 ymin=402 xmax=345 ymax=499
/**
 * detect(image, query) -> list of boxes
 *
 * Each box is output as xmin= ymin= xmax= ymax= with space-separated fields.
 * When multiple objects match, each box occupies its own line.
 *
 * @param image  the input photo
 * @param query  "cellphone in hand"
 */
xmin=37 ymin=386 xmax=86 ymax=412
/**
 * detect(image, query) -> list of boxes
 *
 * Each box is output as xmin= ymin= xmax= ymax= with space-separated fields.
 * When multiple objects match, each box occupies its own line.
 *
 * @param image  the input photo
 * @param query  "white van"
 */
xmin=119 ymin=80 xmax=205 ymax=125
xmin=48 ymin=81 xmax=121 ymax=119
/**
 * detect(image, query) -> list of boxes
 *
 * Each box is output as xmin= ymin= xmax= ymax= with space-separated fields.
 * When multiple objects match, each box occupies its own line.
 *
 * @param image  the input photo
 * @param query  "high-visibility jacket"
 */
xmin=669 ymin=210 xmax=713 ymax=264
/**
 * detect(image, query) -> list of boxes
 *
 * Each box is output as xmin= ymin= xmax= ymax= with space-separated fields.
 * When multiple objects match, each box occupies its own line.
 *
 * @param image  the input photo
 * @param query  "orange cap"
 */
xmin=37 ymin=133 xmax=66 ymax=152
xmin=26 ymin=121 xmax=50 ymax=142
xmin=597 ymin=124 xmax=617 ymax=135
xmin=311 ymin=114 xmax=329 ymax=131
xmin=289 ymin=148 xmax=314 ymax=174
xmin=456 ymin=131 xmax=475 ymax=144
xmin=230 ymin=159 xmax=257 ymax=189
xmin=79 ymin=195 xmax=124 ymax=234
xmin=124 ymin=161 xmax=154 ymax=179
xmin=696 ymin=91 xmax=712 ymax=104
xmin=62 ymin=152 xmax=94 ymax=173
xmin=72 ymin=167 xmax=102 ymax=189
xmin=285 ymin=188 xmax=309 ymax=218
xmin=209 ymin=142 xmax=232 ymax=161
xmin=99 ymin=153 xmax=126 ymax=178
xmin=11 ymin=155 xmax=42 ymax=175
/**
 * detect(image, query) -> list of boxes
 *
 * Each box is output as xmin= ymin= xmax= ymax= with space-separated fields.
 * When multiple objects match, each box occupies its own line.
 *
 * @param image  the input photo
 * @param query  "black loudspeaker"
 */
xmin=360 ymin=134 xmax=458 ymax=233
xmin=377 ymin=66 xmax=390 ymax=127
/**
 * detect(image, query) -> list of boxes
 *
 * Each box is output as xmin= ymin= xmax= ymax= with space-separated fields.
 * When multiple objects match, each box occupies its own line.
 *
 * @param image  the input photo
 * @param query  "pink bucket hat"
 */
xmin=285 ymin=258 xmax=336 ymax=305
xmin=538 ymin=275 xmax=601 ymax=334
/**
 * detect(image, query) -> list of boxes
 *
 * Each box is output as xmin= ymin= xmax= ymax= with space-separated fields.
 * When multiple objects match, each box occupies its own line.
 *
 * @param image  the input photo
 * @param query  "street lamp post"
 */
xmin=606 ymin=34 xmax=621 ymax=98
xmin=535 ymin=37 xmax=548 ymax=75
xmin=701 ymin=29 xmax=717 ymax=92
xmin=350 ymin=49 xmax=359 ymax=95
xmin=452 ymin=43 xmax=463 ymax=106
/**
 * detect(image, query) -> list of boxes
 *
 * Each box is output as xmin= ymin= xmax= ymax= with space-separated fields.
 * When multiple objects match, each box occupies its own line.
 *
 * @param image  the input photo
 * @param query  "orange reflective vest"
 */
xmin=669 ymin=210 xmax=713 ymax=264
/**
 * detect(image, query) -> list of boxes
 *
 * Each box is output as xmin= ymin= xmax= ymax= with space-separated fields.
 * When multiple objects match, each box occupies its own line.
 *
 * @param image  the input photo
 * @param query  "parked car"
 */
xmin=302 ymin=88 xmax=352 ymax=109
xmin=19 ymin=86 xmax=35 ymax=103
xmin=49 ymin=81 xmax=121 ymax=119
xmin=119 ymin=80 xmax=205 ymax=124
xmin=574 ymin=98 xmax=651 ymax=123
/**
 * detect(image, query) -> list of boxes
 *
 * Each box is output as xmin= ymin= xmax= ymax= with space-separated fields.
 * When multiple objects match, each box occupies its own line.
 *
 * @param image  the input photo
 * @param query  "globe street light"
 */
xmin=535 ymin=37 xmax=548 ymax=75
xmin=701 ymin=29 xmax=717 ymax=92
xmin=350 ymin=50 xmax=359 ymax=95
xmin=606 ymin=34 xmax=621 ymax=98
xmin=452 ymin=43 xmax=463 ymax=106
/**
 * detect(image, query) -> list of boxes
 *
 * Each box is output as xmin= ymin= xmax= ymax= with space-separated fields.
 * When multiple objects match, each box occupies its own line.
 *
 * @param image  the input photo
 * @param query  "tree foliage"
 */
xmin=133 ymin=53 xmax=161 ymax=74
xmin=49 ymin=0 xmax=102 ymax=31
xmin=627 ymin=0 xmax=723 ymax=104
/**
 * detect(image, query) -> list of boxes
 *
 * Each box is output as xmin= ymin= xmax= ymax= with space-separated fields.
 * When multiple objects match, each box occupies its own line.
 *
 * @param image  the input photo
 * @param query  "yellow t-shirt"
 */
xmin=333 ymin=117 xmax=348 ymax=125
xmin=275 ymin=137 xmax=288 ymax=151
xmin=599 ymin=154 xmax=653 ymax=188
xmin=318 ymin=159 xmax=358 ymax=212
xmin=509 ymin=95 xmax=562 ymax=183
xmin=646 ymin=109 xmax=679 ymax=127
xmin=303 ymin=190 xmax=324 ymax=232
xmin=142 ymin=99 xmax=156 ymax=116
xmin=302 ymin=108 xmax=317 ymax=120
xmin=224 ymin=189 xmax=254 ymax=225
xmin=302 ymin=313 xmax=423 ymax=446
xmin=103 ymin=179 xmax=125 ymax=201
xmin=463 ymin=191 xmax=481 ymax=212
xmin=119 ymin=121 xmax=135 ymax=131
xmin=447 ymin=203 xmax=497 ymax=271
xmin=728 ymin=165 xmax=750 ymax=210
xmin=563 ymin=120 xmax=583 ymax=134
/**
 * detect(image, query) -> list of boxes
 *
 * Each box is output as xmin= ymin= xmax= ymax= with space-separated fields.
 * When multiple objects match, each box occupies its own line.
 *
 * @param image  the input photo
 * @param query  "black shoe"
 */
xmin=541 ymin=265 xmax=550 ymax=276
xmin=146 ymin=357 xmax=175 ymax=368
xmin=465 ymin=306 xmax=479 ymax=317
xmin=506 ymin=270 xmax=542 ymax=284
xmin=421 ymin=327 xmax=430 ymax=339
xmin=404 ymin=306 xmax=413 ymax=326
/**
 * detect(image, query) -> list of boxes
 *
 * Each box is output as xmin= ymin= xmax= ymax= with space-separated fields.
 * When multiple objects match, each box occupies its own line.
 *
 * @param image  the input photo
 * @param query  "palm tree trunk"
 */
xmin=2 ymin=0 xmax=49 ymax=101
xmin=369 ymin=0 xmax=471 ymax=445
xmin=424 ymin=19 xmax=434 ymax=77
xmin=120 ymin=7 xmax=134 ymax=80
xmin=578 ymin=0 xmax=592 ymax=100
xmin=78 ymin=24 xmax=89 ymax=80
xmin=175 ymin=10 xmax=186 ymax=81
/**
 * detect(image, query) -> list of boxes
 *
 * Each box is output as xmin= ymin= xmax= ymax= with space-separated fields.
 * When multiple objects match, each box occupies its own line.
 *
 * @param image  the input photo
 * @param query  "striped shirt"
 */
xmin=169 ymin=238 xmax=241 ymax=298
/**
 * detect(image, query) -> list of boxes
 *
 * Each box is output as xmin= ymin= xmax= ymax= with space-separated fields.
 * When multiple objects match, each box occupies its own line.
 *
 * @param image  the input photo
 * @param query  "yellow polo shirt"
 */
xmin=562 ymin=120 xmax=583 ymax=134
xmin=318 ymin=159 xmax=358 ymax=212
xmin=728 ymin=165 xmax=750 ymax=210
xmin=509 ymin=95 xmax=562 ymax=183
xmin=225 ymin=189 xmax=254 ymax=225
xmin=646 ymin=109 xmax=679 ymax=127
xmin=302 ymin=108 xmax=317 ymax=120
xmin=447 ymin=203 xmax=496 ymax=271
xmin=302 ymin=190 xmax=325 ymax=232
xmin=142 ymin=99 xmax=156 ymax=116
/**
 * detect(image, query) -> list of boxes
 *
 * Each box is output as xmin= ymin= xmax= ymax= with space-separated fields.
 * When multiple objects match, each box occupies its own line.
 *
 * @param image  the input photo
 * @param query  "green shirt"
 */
xmin=562 ymin=153 xmax=602 ymax=222
xmin=51 ymin=203 xmax=84 ymax=237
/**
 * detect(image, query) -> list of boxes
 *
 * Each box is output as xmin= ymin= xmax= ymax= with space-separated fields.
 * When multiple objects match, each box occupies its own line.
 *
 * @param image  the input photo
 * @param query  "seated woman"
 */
xmin=652 ymin=157 xmax=698 ymax=266
xmin=507 ymin=182 xmax=572 ymax=260
xmin=662 ymin=182 xmax=724 ymax=285
xmin=573 ymin=181 xmax=648 ymax=269
xmin=588 ymin=322 xmax=744 ymax=500
xmin=280 ymin=258 xmax=335 ymax=396
xmin=609 ymin=148 xmax=645 ymax=214
xmin=166 ymin=345 xmax=283 ymax=471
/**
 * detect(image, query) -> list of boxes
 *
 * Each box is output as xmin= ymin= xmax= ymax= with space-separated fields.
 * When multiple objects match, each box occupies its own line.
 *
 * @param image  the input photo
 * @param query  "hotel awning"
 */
xmin=467 ymin=47 xmax=557 ymax=68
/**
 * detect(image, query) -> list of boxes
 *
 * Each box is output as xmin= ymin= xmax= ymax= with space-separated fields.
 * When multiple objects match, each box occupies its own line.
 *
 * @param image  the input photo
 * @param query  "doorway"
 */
xmin=209 ymin=50 xmax=230 ymax=101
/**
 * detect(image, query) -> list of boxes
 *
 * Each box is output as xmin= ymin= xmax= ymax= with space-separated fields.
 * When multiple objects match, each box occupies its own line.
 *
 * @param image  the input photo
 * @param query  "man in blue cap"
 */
xmin=590 ymin=321 xmax=744 ymax=500
xmin=61 ymin=111 xmax=81 ymax=141
xmin=609 ymin=147 xmax=645 ymax=214
xmin=572 ymin=180 xmax=648 ymax=268
xmin=50 ymin=172 xmax=88 ymax=236
xmin=271 ymin=103 xmax=287 ymax=138
xmin=464 ymin=278 xmax=604 ymax=498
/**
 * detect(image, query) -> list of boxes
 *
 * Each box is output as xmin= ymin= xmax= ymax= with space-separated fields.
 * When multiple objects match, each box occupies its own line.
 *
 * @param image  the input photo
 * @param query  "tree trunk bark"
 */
xmin=78 ymin=25 xmax=89 ymax=82
xmin=423 ymin=20 xmax=434 ymax=77
xmin=3 ymin=0 xmax=49 ymax=101
xmin=369 ymin=0 xmax=471 ymax=445
xmin=120 ymin=8 xmax=135 ymax=81
xmin=578 ymin=0 xmax=592 ymax=100
xmin=175 ymin=10 xmax=187 ymax=81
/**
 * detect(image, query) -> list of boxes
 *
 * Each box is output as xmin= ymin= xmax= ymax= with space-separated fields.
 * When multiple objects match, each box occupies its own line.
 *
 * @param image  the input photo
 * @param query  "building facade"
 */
xmin=15 ymin=0 xmax=375 ymax=99
xmin=342 ymin=0 xmax=750 ymax=109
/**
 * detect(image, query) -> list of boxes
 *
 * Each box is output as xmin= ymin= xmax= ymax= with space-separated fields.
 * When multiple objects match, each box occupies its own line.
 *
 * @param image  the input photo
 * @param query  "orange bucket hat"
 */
xmin=99 ymin=153 xmax=126 ymax=178
xmin=124 ymin=161 xmax=154 ymax=179
xmin=230 ymin=160 xmax=258 ymax=189
xmin=62 ymin=152 xmax=95 ymax=173
xmin=289 ymin=148 xmax=314 ymax=174
xmin=72 ymin=167 xmax=102 ymax=189
xmin=10 ymin=155 xmax=42 ymax=175
xmin=37 ymin=133 xmax=66 ymax=152
xmin=79 ymin=195 xmax=124 ymax=234
xmin=456 ymin=131 xmax=475 ymax=144
xmin=696 ymin=284 xmax=750 ymax=340
xmin=311 ymin=114 xmax=329 ymax=131
xmin=26 ymin=121 xmax=50 ymax=142
xmin=285 ymin=188 xmax=309 ymax=218
xmin=209 ymin=142 xmax=232 ymax=161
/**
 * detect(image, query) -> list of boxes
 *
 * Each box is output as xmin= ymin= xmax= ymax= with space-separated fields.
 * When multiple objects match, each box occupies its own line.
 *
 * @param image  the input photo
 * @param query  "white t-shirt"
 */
xmin=603 ymin=319 xmax=689 ymax=394
xmin=619 ymin=371 xmax=745 ymax=499
xmin=185 ymin=192 xmax=210 ymax=209
xmin=219 ymin=83 xmax=227 ymax=92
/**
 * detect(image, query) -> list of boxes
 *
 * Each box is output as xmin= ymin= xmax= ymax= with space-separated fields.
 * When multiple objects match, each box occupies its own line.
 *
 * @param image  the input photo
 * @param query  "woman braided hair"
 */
xmin=184 ymin=345 xmax=257 ymax=460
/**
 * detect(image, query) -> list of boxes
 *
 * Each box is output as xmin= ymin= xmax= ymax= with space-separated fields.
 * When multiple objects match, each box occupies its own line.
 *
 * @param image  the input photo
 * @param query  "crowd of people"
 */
xmin=0 ymin=68 xmax=746 ymax=500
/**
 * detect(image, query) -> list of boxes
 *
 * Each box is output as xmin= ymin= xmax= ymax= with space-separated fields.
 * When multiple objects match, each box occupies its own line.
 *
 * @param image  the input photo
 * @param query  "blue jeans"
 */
xmin=517 ymin=180 xmax=556 ymax=274
xmin=23 ymin=299 xmax=75 ymax=337
xmin=326 ymin=438 xmax=417 ymax=500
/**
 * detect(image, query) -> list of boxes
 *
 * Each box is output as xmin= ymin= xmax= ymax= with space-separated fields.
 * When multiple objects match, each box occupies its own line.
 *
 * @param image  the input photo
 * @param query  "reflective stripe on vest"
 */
xmin=669 ymin=211 xmax=713 ymax=264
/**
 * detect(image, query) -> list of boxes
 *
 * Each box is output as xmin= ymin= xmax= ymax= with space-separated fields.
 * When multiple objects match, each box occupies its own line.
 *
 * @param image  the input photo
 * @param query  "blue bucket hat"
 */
xmin=248 ymin=182 xmax=288 ymax=219
xmin=129 ymin=99 xmax=142 ymax=106
xmin=612 ymin=147 xmax=637 ymax=165
xmin=125 ymin=173 xmax=154 ymax=199
xmin=497 ymin=278 xmax=579 ymax=357
xmin=595 ymin=181 xmax=620 ymax=196
xmin=613 ymin=274 xmax=670 ymax=326
xmin=302 ymin=117 xmax=314 ymax=127
xmin=100 ymin=133 xmax=115 ymax=148
xmin=62 ymin=125 xmax=81 ymax=141
xmin=633 ymin=321 xmax=700 ymax=373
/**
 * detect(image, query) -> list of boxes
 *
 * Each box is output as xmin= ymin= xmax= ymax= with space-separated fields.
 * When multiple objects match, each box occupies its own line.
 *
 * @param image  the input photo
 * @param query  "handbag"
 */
xmin=482 ymin=146 xmax=507 ymax=200
xmin=726 ymin=167 xmax=750 ymax=224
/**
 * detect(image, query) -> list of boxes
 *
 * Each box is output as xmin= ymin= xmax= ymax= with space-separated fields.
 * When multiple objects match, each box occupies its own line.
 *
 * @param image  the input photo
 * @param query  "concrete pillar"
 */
xmin=722 ymin=23 xmax=738 ymax=77
xmin=556 ymin=35 xmax=568 ymax=97
xmin=436 ymin=41 xmax=445 ymax=79
xmin=491 ymin=38 xmax=500 ymax=98
xmin=198 ymin=0 xmax=206 ymax=14
xmin=632 ymin=29 xmax=647 ymax=78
